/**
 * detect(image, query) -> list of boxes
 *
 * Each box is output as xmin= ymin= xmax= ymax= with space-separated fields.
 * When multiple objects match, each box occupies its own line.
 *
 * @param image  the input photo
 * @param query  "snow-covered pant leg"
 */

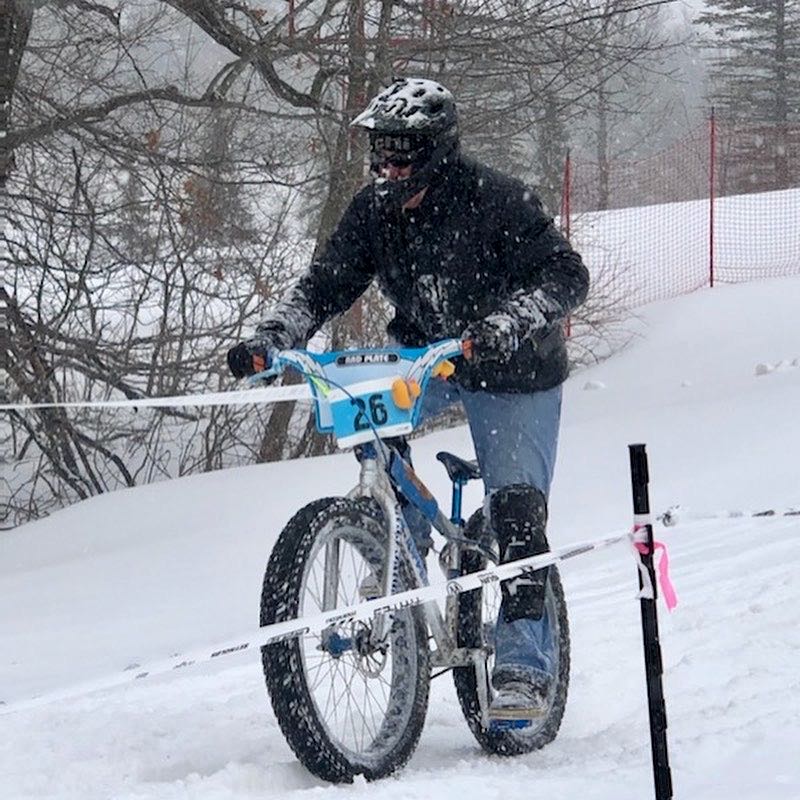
xmin=460 ymin=385 xmax=561 ymax=497
xmin=460 ymin=386 xmax=563 ymax=685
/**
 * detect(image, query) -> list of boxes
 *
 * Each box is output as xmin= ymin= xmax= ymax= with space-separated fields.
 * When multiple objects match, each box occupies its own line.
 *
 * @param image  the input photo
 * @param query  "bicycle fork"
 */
xmin=352 ymin=447 xmax=489 ymax=673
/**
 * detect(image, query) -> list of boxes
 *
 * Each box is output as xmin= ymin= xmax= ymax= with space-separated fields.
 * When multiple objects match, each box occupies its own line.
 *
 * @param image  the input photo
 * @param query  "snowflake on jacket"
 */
xmin=255 ymin=155 xmax=589 ymax=393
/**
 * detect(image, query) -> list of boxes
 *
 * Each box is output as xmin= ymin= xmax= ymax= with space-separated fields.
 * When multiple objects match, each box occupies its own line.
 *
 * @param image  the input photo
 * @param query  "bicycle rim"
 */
xmin=297 ymin=518 xmax=422 ymax=767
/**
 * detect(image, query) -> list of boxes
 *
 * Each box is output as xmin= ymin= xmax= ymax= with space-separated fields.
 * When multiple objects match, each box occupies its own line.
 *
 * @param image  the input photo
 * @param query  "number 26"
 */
xmin=352 ymin=394 xmax=389 ymax=431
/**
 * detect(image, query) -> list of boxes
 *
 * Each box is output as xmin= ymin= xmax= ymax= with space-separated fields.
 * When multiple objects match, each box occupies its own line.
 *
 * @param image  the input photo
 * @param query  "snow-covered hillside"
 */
xmin=2 ymin=277 xmax=799 ymax=799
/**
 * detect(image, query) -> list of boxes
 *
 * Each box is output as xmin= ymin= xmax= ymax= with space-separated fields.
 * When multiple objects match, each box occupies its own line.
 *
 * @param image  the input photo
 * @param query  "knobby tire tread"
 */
xmin=260 ymin=497 xmax=430 ymax=783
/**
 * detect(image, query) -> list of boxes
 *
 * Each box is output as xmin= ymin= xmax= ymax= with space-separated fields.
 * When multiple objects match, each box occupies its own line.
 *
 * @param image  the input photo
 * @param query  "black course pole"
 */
xmin=629 ymin=444 xmax=673 ymax=800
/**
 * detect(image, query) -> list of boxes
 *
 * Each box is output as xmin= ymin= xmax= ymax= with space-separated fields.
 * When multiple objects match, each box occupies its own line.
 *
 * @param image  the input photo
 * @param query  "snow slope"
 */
xmin=573 ymin=187 xmax=800 ymax=306
xmin=2 ymin=277 xmax=799 ymax=799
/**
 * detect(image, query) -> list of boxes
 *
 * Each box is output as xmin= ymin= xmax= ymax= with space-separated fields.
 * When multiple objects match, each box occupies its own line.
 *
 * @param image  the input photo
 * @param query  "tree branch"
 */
xmin=2 ymin=1 xmax=34 ymax=186
xmin=9 ymin=85 xmax=276 ymax=148
xmin=161 ymin=0 xmax=324 ymax=110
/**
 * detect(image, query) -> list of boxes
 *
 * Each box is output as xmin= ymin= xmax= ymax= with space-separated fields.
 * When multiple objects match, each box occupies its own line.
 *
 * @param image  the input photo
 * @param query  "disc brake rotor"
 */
xmin=354 ymin=621 xmax=389 ymax=677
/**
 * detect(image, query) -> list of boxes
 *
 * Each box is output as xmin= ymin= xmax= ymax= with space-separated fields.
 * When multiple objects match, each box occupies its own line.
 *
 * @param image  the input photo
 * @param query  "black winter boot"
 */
xmin=488 ymin=484 xmax=549 ymax=622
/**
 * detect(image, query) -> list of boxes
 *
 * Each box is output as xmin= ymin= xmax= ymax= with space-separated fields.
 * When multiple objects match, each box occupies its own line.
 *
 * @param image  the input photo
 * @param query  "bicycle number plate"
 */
xmin=328 ymin=379 xmax=414 ymax=448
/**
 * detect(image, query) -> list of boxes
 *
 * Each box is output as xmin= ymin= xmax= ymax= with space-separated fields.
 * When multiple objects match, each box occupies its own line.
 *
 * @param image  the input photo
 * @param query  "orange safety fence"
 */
xmin=560 ymin=115 xmax=800 ymax=309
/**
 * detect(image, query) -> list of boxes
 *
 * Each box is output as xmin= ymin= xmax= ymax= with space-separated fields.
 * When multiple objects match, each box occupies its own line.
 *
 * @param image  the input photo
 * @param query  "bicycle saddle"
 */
xmin=436 ymin=451 xmax=481 ymax=483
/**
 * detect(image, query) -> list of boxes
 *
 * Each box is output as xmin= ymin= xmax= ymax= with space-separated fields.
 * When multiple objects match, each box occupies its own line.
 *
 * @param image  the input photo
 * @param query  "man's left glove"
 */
xmin=227 ymin=340 xmax=272 ymax=379
xmin=462 ymin=313 xmax=520 ymax=364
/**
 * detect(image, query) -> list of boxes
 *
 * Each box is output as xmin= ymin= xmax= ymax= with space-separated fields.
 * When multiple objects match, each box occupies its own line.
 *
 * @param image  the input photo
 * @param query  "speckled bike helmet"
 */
xmin=351 ymin=77 xmax=459 ymax=203
xmin=352 ymin=78 xmax=457 ymax=136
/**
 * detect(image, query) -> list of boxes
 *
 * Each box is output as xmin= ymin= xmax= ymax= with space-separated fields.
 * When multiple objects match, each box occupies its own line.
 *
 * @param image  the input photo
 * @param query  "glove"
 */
xmin=227 ymin=340 xmax=272 ymax=379
xmin=462 ymin=313 xmax=520 ymax=364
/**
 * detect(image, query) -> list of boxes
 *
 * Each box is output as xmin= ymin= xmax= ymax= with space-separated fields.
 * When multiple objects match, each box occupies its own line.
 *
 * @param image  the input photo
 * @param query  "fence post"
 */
xmin=709 ymin=107 xmax=716 ymax=288
xmin=629 ymin=444 xmax=673 ymax=800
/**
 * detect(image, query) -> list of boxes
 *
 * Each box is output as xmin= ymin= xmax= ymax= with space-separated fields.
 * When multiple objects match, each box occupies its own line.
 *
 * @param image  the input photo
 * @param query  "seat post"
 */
xmin=450 ymin=478 xmax=466 ymax=526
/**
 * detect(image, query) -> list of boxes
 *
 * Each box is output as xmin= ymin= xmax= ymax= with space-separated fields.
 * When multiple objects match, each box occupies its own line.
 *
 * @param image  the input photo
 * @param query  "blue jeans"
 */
xmin=407 ymin=378 xmax=562 ymax=685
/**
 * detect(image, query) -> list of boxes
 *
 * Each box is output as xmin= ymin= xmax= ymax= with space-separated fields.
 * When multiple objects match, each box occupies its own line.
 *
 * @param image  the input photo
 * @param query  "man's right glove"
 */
xmin=227 ymin=340 xmax=272 ymax=379
xmin=462 ymin=313 xmax=521 ymax=364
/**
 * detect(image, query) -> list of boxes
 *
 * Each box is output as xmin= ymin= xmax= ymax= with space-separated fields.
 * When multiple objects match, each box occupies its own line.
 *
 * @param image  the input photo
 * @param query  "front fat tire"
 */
xmin=452 ymin=514 xmax=571 ymax=756
xmin=260 ymin=497 xmax=430 ymax=783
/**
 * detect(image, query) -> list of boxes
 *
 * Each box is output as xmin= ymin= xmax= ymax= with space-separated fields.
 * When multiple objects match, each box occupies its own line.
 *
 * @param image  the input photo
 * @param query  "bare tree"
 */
xmin=3 ymin=0 xmax=683 ymax=524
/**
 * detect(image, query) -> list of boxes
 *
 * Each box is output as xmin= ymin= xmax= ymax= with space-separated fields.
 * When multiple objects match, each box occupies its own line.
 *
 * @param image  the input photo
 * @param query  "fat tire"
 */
xmin=260 ymin=497 xmax=430 ymax=782
xmin=452 ymin=510 xmax=570 ymax=756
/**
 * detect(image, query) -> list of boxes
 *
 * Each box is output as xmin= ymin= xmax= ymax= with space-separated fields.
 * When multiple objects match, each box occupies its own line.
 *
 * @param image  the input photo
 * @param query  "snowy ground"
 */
xmin=2 ymin=276 xmax=799 ymax=799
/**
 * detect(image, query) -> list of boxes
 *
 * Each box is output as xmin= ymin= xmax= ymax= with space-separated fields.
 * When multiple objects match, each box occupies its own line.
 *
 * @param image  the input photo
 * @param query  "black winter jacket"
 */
xmin=257 ymin=155 xmax=589 ymax=393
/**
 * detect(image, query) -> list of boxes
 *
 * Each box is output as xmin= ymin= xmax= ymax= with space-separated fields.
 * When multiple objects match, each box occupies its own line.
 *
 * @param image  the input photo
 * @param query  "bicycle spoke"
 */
xmin=322 ymin=538 xmax=340 ymax=611
xmin=287 ymin=517 xmax=425 ymax=765
xmin=319 ymin=662 xmax=334 ymax=715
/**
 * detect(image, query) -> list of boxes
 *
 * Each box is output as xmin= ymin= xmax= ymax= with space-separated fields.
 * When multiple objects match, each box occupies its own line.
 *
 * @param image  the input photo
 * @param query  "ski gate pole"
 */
xmin=629 ymin=443 xmax=673 ymax=800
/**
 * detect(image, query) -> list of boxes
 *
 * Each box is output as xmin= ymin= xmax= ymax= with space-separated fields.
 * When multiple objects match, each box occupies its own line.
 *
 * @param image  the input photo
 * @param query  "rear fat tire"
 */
xmin=260 ymin=497 xmax=430 ymax=782
xmin=452 ymin=510 xmax=571 ymax=756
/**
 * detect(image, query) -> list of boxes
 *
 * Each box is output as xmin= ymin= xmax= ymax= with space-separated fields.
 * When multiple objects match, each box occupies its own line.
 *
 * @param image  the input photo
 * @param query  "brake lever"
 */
xmin=247 ymin=366 xmax=281 ymax=386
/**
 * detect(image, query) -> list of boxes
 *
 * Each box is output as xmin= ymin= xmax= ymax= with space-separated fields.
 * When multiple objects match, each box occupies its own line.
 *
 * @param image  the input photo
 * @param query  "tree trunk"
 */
xmin=281 ymin=0 xmax=373 ymax=461
xmin=1 ymin=1 xmax=33 ymax=187
xmin=597 ymin=85 xmax=610 ymax=210
xmin=773 ymin=0 xmax=789 ymax=189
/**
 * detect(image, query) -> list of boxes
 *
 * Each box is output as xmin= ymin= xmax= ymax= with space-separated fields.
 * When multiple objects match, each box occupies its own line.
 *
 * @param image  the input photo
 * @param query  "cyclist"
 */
xmin=228 ymin=77 xmax=589 ymax=724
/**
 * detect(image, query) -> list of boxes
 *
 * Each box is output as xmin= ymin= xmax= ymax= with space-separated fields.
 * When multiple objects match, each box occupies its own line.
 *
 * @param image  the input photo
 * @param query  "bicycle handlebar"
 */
xmin=249 ymin=338 xmax=470 ymax=385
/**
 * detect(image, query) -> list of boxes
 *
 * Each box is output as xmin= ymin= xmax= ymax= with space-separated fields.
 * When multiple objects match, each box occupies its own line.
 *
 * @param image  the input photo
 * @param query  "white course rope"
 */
xmin=660 ymin=505 xmax=800 ymax=525
xmin=0 ymin=385 xmax=311 ymax=412
xmin=0 ymin=527 xmax=635 ymax=715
